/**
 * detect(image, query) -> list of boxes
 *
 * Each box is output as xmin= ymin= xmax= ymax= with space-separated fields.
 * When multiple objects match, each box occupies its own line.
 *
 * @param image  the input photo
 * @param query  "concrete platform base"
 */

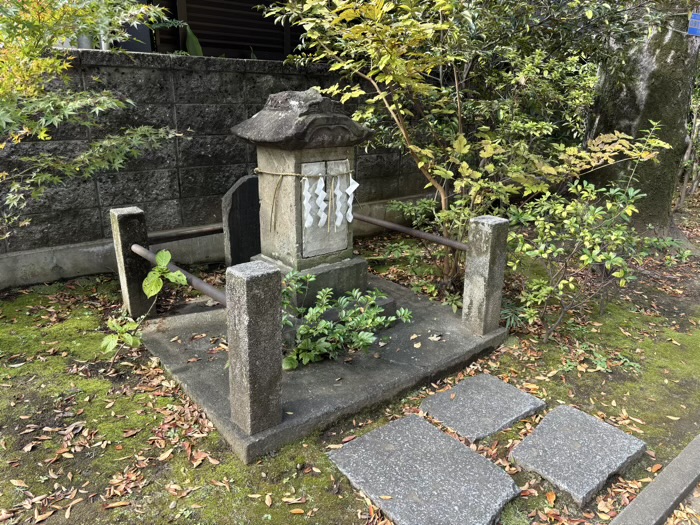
xmin=254 ymin=253 xmax=369 ymax=307
xmin=142 ymin=276 xmax=507 ymax=464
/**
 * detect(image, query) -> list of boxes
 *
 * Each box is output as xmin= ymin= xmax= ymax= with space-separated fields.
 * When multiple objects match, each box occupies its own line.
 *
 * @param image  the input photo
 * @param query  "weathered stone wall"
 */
xmin=0 ymin=50 xmax=425 ymax=256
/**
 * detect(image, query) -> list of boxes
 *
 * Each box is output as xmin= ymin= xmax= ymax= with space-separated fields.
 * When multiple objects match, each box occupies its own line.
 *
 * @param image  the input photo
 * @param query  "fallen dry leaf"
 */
xmin=546 ymin=491 xmax=556 ymax=506
xmin=103 ymin=502 xmax=130 ymax=510
xmin=158 ymin=448 xmax=174 ymax=462
xmin=34 ymin=510 xmax=54 ymax=523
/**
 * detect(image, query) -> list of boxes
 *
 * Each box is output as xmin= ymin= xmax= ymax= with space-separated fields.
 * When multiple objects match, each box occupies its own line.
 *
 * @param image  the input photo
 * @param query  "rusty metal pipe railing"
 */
xmin=353 ymin=213 xmax=469 ymax=252
xmin=148 ymin=224 xmax=224 ymax=244
xmin=131 ymin=243 xmax=227 ymax=306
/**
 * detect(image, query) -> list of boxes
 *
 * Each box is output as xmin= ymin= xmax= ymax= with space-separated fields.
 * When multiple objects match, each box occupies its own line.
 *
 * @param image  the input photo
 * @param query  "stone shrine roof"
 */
xmin=231 ymin=89 xmax=371 ymax=150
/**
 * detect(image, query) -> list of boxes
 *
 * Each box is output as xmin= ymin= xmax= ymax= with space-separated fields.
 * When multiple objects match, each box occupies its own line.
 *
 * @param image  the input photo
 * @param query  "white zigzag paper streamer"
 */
xmin=302 ymin=177 xmax=314 ymax=228
xmin=315 ymin=177 xmax=328 ymax=227
xmin=334 ymin=177 xmax=346 ymax=227
xmin=345 ymin=176 xmax=359 ymax=223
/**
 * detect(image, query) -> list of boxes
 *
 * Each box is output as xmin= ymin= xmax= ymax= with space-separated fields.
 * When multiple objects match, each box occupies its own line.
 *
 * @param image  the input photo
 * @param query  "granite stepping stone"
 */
xmin=329 ymin=415 xmax=519 ymax=525
xmin=420 ymin=374 xmax=546 ymax=441
xmin=511 ymin=406 xmax=646 ymax=506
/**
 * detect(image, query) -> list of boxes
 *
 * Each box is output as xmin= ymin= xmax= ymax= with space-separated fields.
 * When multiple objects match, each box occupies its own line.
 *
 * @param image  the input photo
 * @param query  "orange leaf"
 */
xmin=546 ymin=492 xmax=556 ymax=506
xmin=290 ymin=508 xmax=305 ymax=515
xmin=104 ymin=501 xmax=130 ymax=510
xmin=651 ymin=464 xmax=663 ymax=473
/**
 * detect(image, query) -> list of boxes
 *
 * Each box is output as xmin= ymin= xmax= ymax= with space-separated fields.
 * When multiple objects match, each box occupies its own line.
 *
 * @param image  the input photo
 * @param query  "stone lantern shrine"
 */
xmin=232 ymin=89 xmax=372 ymax=299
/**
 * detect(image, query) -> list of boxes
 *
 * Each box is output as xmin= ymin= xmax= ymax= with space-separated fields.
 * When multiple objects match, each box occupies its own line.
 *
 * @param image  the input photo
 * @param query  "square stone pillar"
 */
xmin=110 ymin=207 xmax=153 ymax=318
xmin=462 ymin=216 xmax=509 ymax=336
xmin=226 ymin=261 xmax=283 ymax=435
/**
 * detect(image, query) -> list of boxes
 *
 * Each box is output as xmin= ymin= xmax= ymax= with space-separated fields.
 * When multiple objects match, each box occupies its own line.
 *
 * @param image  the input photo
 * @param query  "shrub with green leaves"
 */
xmin=0 ymin=0 xmax=175 ymax=239
xmin=267 ymin=0 xmax=672 ymax=291
xmin=282 ymin=273 xmax=412 ymax=370
xmin=509 ymin=180 xmax=646 ymax=341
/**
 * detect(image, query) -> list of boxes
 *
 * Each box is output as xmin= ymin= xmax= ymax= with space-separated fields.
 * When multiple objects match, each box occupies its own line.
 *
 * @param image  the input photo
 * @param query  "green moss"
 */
xmin=2 ymin=265 xmax=700 ymax=525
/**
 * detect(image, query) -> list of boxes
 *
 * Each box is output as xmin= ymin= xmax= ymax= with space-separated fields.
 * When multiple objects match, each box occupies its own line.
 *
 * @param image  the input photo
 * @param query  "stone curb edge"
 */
xmin=611 ymin=434 xmax=700 ymax=525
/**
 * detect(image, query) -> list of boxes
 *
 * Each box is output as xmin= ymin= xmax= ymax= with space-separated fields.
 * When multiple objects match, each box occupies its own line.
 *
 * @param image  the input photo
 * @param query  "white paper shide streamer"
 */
xmin=302 ymin=177 xmax=315 ymax=228
xmin=345 ymin=176 xmax=359 ymax=223
xmin=315 ymin=177 xmax=328 ymax=227
xmin=300 ymin=160 xmax=358 ymax=229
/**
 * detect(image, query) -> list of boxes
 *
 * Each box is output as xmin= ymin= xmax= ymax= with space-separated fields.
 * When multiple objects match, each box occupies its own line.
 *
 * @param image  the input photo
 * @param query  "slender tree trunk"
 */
xmin=588 ymin=7 xmax=700 ymax=235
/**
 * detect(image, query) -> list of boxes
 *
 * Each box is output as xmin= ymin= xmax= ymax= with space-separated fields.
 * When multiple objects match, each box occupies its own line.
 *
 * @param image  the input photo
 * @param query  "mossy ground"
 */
xmin=1 ymin=228 xmax=699 ymax=524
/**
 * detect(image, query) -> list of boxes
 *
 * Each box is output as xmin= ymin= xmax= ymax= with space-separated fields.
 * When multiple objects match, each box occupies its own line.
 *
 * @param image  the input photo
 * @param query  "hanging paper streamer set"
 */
xmin=255 ymin=159 xmax=359 ymax=232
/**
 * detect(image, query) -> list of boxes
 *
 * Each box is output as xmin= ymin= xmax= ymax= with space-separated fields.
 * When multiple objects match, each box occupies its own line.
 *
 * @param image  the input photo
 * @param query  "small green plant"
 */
xmin=102 ymin=250 xmax=187 ymax=362
xmin=561 ymin=343 xmax=641 ymax=374
xmin=101 ymin=315 xmax=143 ymax=364
xmin=501 ymin=302 xmax=527 ymax=332
xmin=142 ymin=250 xmax=188 ymax=298
xmin=281 ymin=273 xmax=412 ymax=370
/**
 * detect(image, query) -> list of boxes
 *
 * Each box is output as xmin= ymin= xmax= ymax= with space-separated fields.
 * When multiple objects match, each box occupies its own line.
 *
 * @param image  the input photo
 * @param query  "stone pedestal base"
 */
xmin=254 ymin=254 xmax=368 ymax=307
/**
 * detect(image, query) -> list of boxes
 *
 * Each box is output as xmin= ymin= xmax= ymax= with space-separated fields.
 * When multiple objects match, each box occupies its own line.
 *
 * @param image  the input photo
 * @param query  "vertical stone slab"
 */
xmin=462 ymin=216 xmax=509 ymax=336
xmin=226 ymin=261 xmax=282 ymax=435
xmin=222 ymin=175 xmax=261 ymax=267
xmin=110 ymin=207 xmax=152 ymax=318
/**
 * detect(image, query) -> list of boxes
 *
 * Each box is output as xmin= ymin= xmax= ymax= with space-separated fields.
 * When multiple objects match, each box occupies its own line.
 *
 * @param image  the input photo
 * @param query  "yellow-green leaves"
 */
xmin=452 ymin=134 xmax=469 ymax=155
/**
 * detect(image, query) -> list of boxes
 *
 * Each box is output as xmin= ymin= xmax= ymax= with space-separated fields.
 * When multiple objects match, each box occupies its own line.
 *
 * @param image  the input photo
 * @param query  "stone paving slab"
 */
xmin=329 ymin=416 xmax=520 ymax=525
xmin=611 ymin=434 xmax=700 ymax=525
xmin=512 ymin=406 xmax=646 ymax=506
xmin=142 ymin=275 xmax=507 ymax=463
xmin=420 ymin=374 xmax=545 ymax=441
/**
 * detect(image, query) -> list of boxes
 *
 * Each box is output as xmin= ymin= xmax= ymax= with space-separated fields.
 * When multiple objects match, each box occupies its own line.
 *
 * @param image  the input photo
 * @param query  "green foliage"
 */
xmin=509 ymin=180 xmax=647 ymax=341
xmin=0 ymin=0 xmax=176 ymax=239
xmin=185 ymin=26 xmax=204 ymax=56
xmin=102 ymin=250 xmax=186 ymax=361
xmin=101 ymin=316 xmax=142 ymax=354
xmin=268 ymin=0 xmax=672 ymax=290
xmin=281 ymin=273 xmax=412 ymax=370
xmin=142 ymin=250 xmax=188 ymax=298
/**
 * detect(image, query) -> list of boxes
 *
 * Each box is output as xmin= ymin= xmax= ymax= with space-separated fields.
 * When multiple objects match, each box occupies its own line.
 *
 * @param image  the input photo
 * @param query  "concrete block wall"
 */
xmin=0 ymin=50 xmax=427 ymax=288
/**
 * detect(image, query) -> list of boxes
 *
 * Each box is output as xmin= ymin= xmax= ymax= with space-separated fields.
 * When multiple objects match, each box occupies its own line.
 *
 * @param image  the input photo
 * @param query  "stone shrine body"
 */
xmin=232 ymin=89 xmax=372 ymax=301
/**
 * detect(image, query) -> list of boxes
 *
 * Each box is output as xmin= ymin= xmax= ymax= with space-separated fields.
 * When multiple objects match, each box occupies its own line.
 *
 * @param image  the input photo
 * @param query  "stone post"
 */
xmin=462 ymin=216 xmax=509 ymax=336
xmin=226 ymin=261 xmax=283 ymax=435
xmin=110 ymin=207 xmax=152 ymax=318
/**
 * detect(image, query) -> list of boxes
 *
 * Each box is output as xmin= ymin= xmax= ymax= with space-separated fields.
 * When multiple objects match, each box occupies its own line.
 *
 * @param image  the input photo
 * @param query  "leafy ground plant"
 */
xmin=282 ymin=273 xmax=412 ymax=370
xmin=102 ymin=250 xmax=187 ymax=365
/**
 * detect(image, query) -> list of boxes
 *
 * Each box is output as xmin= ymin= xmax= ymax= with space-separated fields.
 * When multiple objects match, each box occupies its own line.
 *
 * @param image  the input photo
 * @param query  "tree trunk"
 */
xmin=588 ymin=7 xmax=700 ymax=235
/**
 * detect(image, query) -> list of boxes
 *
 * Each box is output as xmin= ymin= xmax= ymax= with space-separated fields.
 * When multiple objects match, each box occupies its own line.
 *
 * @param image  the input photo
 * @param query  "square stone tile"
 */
xmin=420 ymin=374 xmax=545 ymax=441
xmin=330 ymin=416 xmax=519 ymax=525
xmin=511 ymin=406 xmax=646 ymax=506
